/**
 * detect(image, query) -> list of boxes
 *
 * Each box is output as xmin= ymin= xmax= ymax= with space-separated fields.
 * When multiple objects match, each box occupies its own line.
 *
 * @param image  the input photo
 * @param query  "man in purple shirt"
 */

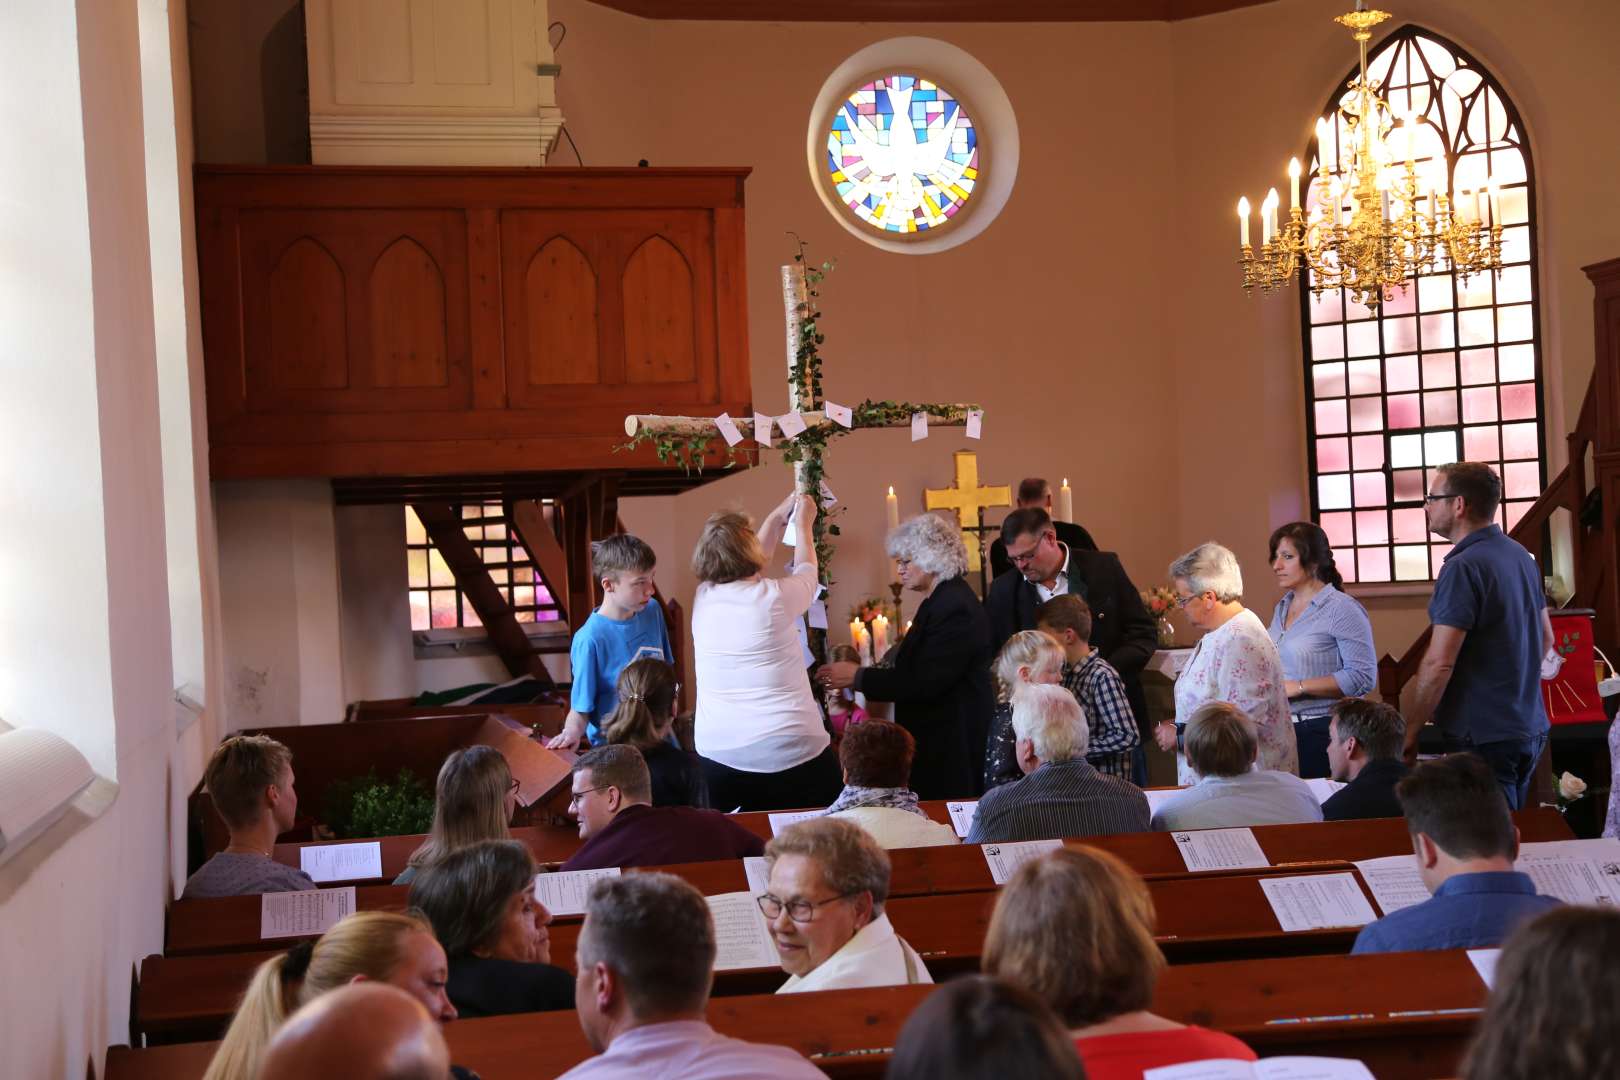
xmin=561 ymin=873 xmax=828 ymax=1079
xmin=561 ymin=745 xmax=763 ymax=872
xmin=1352 ymin=753 xmax=1559 ymax=954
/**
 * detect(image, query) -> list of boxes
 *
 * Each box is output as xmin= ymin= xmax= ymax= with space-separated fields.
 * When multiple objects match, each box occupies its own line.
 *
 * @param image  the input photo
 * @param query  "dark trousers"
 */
xmin=1441 ymin=731 xmax=1548 ymax=810
xmin=698 ymin=745 xmax=843 ymax=812
xmin=1293 ymin=714 xmax=1334 ymax=779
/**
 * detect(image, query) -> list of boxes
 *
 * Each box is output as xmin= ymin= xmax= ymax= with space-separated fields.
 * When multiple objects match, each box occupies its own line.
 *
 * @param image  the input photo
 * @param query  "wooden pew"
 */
xmin=111 ymin=949 xmax=1492 ymax=1079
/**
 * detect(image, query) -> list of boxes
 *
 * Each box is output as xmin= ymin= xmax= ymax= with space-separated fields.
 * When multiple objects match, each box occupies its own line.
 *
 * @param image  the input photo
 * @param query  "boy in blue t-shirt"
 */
xmin=548 ymin=533 xmax=672 ymax=750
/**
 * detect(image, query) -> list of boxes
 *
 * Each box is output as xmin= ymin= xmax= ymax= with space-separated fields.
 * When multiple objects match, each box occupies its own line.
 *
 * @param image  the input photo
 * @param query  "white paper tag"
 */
xmin=1257 ymin=873 xmax=1377 ymax=932
xmin=261 ymin=887 xmax=355 ymax=940
xmin=982 ymin=839 xmax=1063 ymax=884
xmin=946 ymin=800 xmax=978 ymax=839
xmin=752 ymin=412 xmax=774 ymax=446
xmin=715 ymin=412 xmax=744 ymax=447
xmin=768 ymin=809 xmax=824 ymax=836
xmin=781 ymin=506 xmax=797 ymax=548
xmin=965 ymin=409 xmax=983 ymax=439
xmin=778 ymin=411 xmax=808 ymax=438
xmin=818 ymin=480 xmax=837 ymax=507
xmin=533 ymin=867 xmax=621 ymax=918
xmin=910 ymin=412 xmax=928 ymax=441
xmin=298 ymin=841 xmax=383 ymax=884
xmin=808 ymin=599 xmax=829 ymax=629
xmin=1171 ymin=827 xmax=1270 ymax=872
xmin=825 ymin=401 xmax=853 ymax=427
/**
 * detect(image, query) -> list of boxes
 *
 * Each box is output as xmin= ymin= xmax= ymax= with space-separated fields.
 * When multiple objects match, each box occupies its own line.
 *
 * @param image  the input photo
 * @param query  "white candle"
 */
xmin=1058 ymin=479 xmax=1074 ymax=524
xmin=849 ymin=618 xmax=863 ymax=649
xmin=1403 ymin=110 xmax=1417 ymax=170
xmin=1317 ymin=117 xmax=1337 ymax=174
xmin=1487 ymin=179 xmax=1501 ymax=224
xmin=1475 ymin=187 xmax=1486 ymax=225
xmin=885 ymin=485 xmax=899 ymax=531
xmin=1457 ymin=187 xmax=1472 ymax=223
xmin=1330 ymin=177 xmax=1342 ymax=227
xmin=1261 ymin=189 xmax=1278 ymax=244
xmin=1288 ymin=158 xmax=1301 ymax=210
xmin=872 ymin=615 xmax=889 ymax=657
xmin=1237 ymin=197 xmax=1250 ymax=247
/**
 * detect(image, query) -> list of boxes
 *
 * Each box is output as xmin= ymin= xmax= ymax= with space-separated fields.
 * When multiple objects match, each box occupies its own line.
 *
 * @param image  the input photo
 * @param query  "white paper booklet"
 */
xmin=768 ymin=809 xmax=824 ymax=836
xmin=533 ymin=867 xmax=621 ymax=918
xmin=706 ymin=890 xmax=779 ymax=971
xmin=1467 ymin=947 xmax=1501 ymax=989
xmin=298 ymin=841 xmax=382 ymax=884
xmin=742 ymin=855 xmax=771 ymax=896
xmin=1514 ymin=838 xmax=1620 ymax=905
xmin=945 ymin=800 xmax=978 ymax=838
xmin=1172 ymin=827 xmax=1270 ymax=872
xmin=1258 ymin=873 xmax=1376 ymax=932
xmin=1303 ymin=778 xmax=1347 ymax=804
xmin=1144 ymin=787 xmax=1187 ymax=816
xmin=1351 ymin=854 xmax=1430 ymax=915
xmin=261 ymin=886 xmax=355 ymax=940
xmin=1145 ymin=1057 xmax=1375 ymax=1079
xmin=981 ymin=839 xmax=1063 ymax=884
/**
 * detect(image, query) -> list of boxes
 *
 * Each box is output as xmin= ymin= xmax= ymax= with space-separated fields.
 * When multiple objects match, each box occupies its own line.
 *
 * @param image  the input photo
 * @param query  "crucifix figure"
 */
xmin=924 ymin=450 xmax=1010 ymax=575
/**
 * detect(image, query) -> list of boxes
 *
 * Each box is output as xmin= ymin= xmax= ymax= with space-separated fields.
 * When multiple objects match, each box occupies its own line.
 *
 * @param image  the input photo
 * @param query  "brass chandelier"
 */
xmin=1236 ymin=3 xmax=1503 ymax=308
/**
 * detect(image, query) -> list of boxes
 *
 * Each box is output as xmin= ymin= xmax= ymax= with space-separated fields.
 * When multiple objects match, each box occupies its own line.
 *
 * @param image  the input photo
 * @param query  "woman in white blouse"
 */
xmin=690 ymin=493 xmax=842 ymax=811
xmin=1152 ymin=542 xmax=1297 ymax=781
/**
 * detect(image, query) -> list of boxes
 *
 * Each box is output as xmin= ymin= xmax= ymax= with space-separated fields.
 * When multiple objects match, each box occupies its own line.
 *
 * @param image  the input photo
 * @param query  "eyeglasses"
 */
xmin=568 ymin=786 xmax=609 ymax=806
xmin=508 ymin=778 xmax=521 ymax=794
xmin=756 ymin=892 xmax=856 ymax=923
xmin=1175 ymin=591 xmax=1208 ymax=609
xmin=1423 ymin=491 xmax=1459 ymax=503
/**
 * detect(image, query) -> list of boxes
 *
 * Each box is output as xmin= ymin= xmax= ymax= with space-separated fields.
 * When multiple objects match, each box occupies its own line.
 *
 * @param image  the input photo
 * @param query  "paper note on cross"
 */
xmin=924 ymin=451 xmax=1010 ymax=573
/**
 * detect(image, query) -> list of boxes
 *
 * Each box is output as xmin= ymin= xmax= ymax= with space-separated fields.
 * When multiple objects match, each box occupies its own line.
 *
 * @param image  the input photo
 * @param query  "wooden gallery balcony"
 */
xmin=195 ymin=165 xmax=754 ymax=487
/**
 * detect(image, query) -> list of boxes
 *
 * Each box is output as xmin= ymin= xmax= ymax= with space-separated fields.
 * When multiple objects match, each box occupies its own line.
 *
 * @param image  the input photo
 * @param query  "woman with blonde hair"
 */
xmin=982 ymin=629 xmax=1066 ymax=789
xmin=602 ymin=657 xmax=707 ymax=807
xmin=202 ymin=910 xmax=456 ymax=1080
xmin=983 ymin=847 xmax=1256 ymax=1079
xmin=394 ymin=745 xmax=516 ymax=885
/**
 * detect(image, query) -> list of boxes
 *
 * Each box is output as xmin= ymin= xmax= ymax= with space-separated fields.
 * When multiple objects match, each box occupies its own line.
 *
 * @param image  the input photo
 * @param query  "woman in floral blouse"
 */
xmin=1153 ymin=542 xmax=1297 ymax=783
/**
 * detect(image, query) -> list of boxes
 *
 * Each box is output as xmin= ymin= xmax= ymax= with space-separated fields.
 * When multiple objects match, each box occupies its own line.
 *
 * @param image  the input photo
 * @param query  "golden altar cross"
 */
xmin=924 ymin=451 xmax=1010 ymax=573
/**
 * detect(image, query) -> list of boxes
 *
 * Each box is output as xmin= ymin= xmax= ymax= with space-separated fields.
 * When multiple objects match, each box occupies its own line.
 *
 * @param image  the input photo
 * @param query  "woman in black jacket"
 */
xmin=819 ymin=513 xmax=994 ymax=799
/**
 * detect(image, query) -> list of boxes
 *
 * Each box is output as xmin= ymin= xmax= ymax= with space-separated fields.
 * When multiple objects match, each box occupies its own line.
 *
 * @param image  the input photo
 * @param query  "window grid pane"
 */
xmin=404 ymin=502 xmax=561 ymax=631
xmin=1301 ymin=28 xmax=1544 ymax=584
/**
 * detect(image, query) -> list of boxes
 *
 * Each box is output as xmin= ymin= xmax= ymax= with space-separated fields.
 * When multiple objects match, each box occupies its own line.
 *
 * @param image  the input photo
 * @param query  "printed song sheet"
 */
xmin=1514 ymin=838 xmax=1620 ymax=905
xmin=945 ymin=801 xmax=978 ymax=838
xmin=742 ymin=856 xmax=771 ymax=896
xmin=1351 ymin=854 xmax=1430 ymax=915
xmin=534 ymin=868 xmax=621 ymax=918
xmin=1172 ymin=828 xmax=1270 ymax=872
xmin=298 ymin=841 xmax=382 ymax=884
xmin=768 ymin=810 xmax=824 ymax=836
xmin=1143 ymin=787 xmax=1185 ymax=817
xmin=1258 ymin=873 xmax=1377 ymax=933
xmin=1146 ymin=1059 xmax=1375 ymax=1080
xmin=706 ymin=891 xmax=778 ymax=971
xmin=1302 ymin=778 xmax=1347 ymax=804
xmin=982 ymin=839 xmax=1063 ymax=884
xmin=261 ymin=887 xmax=355 ymax=940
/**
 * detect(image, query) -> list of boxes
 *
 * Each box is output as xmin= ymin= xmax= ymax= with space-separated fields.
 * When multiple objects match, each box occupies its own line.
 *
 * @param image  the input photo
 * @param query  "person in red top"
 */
xmin=561 ymin=745 xmax=764 ymax=872
xmin=982 ymin=846 xmax=1257 ymax=1079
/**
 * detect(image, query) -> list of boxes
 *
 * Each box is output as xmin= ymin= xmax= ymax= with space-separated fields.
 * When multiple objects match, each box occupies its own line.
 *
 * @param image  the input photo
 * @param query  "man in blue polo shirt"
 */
xmin=1352 ymin=753 xmax=1559 ymax=954
xmin=1400 ymin=461 xmax=1553 ymax=809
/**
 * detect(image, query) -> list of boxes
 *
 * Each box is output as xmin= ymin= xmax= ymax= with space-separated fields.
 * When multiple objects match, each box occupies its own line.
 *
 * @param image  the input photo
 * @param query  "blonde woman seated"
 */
xmin=761 ymin=817 xmax=932 ymax=993
xmin=202 ymin=911 xmax=457 ymax=1080
xmin=394 ymin=745 xmax=517 ymax=885
xmin=984 ymin=847 xmax=1257 ymax=1079
xmin=1151 ymin=703 xmax=1321 ymax=831
xmin=823 ymin=720 xmax=959 ymax=849
xmin=1154 ymin=542 xmax=1297 ymax=781
xmin=983 ymin=630 xmax=1065 ymax=790
xmin=602 ymin=657 xmax=708 ymax=808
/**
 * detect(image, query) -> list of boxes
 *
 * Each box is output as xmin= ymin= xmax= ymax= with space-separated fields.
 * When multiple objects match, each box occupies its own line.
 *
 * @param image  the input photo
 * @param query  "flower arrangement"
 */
xmin=1141 ymin=586 xmax=1179 ymax=619
xmin=1556 ymin=771 xmax=1587 ymax=812
xmin=850 ymin=597 xmax=891 ymax=625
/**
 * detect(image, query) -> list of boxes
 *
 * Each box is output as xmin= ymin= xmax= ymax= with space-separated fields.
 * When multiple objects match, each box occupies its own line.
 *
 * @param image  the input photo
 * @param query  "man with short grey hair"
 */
xmin=965 ymin=684 xmax=1149 ymax=843
xmin=561 ymin=873 xmax=828 ymax=1079
xmin=561 ymin=745 xmax=763 ymax=871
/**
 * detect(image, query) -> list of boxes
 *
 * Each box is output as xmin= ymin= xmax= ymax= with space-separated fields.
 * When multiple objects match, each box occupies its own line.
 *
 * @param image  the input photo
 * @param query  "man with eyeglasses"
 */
xmin=1400 ymin=461 xmax=1555 ymax=809
xmin=560 ymin=745 xmax=763 ymax=871
xmin=761 ymin=817 xmax=932 ymax=994
xmin=986 ymin=507 xmax=1159 ymax=780
xmin=987 ymin=477 xmax=1099 ymax=580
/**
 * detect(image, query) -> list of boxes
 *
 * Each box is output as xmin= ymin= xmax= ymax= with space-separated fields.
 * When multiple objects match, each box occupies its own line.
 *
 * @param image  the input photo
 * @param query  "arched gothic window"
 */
xmin=1301 ymin=26 xmax=1542 ymax=584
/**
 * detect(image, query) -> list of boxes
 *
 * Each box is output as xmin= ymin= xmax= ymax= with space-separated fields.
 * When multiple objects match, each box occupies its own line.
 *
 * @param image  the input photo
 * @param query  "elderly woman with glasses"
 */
xmin=760 ymin=817 xmax=932 ymax=994
xmin=1152 ymin=542 xmax=1297 ymax=782
xmin=817 ymin=512 xmax=994 ymax=799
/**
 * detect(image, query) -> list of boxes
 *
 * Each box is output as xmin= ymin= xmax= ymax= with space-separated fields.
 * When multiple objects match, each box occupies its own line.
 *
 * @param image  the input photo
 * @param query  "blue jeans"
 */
xmin=1442 ymin=731 xmax=1549 ymax=810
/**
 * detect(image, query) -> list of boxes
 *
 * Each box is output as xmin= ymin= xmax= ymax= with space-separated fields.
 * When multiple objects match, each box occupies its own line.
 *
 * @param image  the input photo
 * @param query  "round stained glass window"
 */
xmin=825 ymin=73 xmax=980 ymax=237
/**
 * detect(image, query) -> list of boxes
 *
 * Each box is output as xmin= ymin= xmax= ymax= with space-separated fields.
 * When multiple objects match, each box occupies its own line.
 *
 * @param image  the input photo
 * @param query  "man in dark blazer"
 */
xmin=988 ymin=477 xmax=1098 ymax=580
xmin=985 ymin=508 xmax=1158 ymax=744
xmin=1320 ymin=699 xmax=1411 ymax=821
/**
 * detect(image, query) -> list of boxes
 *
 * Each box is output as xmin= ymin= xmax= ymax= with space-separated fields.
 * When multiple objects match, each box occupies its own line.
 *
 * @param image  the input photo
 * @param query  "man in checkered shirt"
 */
xmin=1036 ymin=595 xmax=1141 ymax=780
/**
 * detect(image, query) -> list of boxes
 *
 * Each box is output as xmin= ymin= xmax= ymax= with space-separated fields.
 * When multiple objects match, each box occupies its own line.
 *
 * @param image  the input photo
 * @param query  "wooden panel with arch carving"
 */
xmin=268 ymin=237 xmax=349 ymax=390
xmin=523 ymin=237 xmax=600 ymax=387
xmin=370 ymin=236 xmax=449 ymax=388
xmin=622 ymin=235 xmax=697 ymax=384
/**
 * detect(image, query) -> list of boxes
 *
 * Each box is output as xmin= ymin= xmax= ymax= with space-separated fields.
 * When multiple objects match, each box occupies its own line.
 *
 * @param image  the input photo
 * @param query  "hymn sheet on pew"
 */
xmin=1257 ymin=873 xmax=1376 ymax=932
xmin=1144 ymin=1056 xmax=1375 ymax=1079
xmin=982 ymin=840 xmax=1063 ymax=884
xmin=705 ymin=891 xmax=779 ymax=970
xmin=261 ymin=886 xmax=356 ymax=940
xmin=298 ymin=841 xmax=383 ymax=884
xmin=1350 ymin=854 xmax=1429 ymax=915
xmin=1172 ymin=828 xmax=1270 ymax=872
xmin=768 ymin=810 xmax=824 ymax=836
xmin=1514 ymin=838 xmax=1620 ymax=905
xmin=743 ymin=856 xmax=770 ymax=896
xmin=534 ymin=868 xmax=621 ymax=918
xmin=946 ymin=801 xmax=977 ymax=838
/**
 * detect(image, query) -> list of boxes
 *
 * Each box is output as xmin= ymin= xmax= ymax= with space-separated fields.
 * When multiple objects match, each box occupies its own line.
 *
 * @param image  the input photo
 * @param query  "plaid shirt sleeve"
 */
xmin=1067 ymin=657 xmax=1140 ymax=773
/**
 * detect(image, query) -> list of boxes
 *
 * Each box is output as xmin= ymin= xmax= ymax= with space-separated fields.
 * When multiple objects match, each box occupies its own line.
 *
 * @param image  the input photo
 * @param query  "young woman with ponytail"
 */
xmin=601 ymin=657 xmax=708 ymax=808
xmin=202 ymin=910 xmax=456 ymax=1080
xmin=1266 ymin=521 xmax=1378 ymax=779
xmin=395 ymin=746 xmax=518 ymax=885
